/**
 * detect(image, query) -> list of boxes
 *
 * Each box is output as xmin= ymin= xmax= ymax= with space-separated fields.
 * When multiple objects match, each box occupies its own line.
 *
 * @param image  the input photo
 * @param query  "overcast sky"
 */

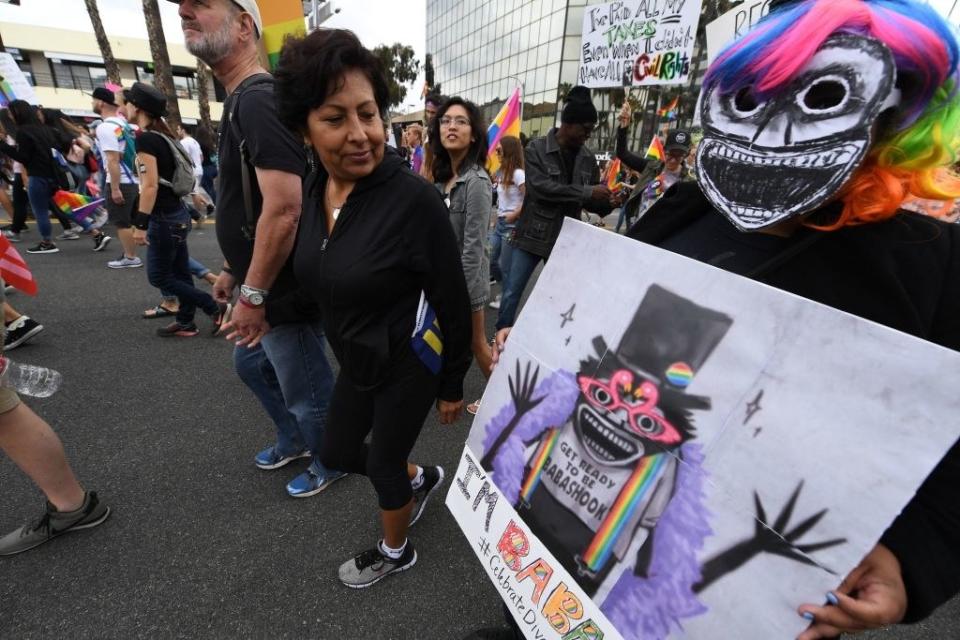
xmin=0 ymin=0 xmax=427 ymax=110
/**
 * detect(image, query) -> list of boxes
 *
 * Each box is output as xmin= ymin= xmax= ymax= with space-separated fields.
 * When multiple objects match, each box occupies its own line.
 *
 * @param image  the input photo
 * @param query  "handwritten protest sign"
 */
xmin=447 ymin=219 xmax=960 ymax=639
xmin=0 ymin=53 xmax=38 ymax=106
xmin=704 ymin=0 xmax=771 ymax=66
xmin=577 ymin=0 xmax=703 ymax=88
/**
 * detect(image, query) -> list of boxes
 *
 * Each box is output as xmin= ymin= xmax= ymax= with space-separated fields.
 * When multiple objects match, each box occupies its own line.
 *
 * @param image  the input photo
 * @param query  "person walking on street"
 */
xmin=173 ymin=0 xmax=342 ymax=497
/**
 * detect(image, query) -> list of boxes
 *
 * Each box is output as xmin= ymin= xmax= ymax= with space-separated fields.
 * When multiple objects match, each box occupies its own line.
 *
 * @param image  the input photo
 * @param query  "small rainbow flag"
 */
xmin=259 ymin=0 xmax=307 ymax=70
xmin=486 ymin=87 xmax=522 ymax=175
xmin=519 ymin=428 xmax=560 ymax=505
xmin=604 ymin=157 xmax=622 ymax=190
xmin=646 ymin=135 xmax=666 ymax=162
xmin=52 ymin=190 xmax=105 ymax=228
xmin=657 ymin=95 xmax=679 ymax=121
xmin=581 ymin=453 xmax=667 ymax=572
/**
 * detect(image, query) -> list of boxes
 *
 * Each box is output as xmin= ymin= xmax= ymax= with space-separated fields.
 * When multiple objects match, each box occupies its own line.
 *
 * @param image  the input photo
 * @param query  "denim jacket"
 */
xmin=512 ymin=128 xmax=611 ymax=258
xmin=440 ymin=163 xmax=492 ymax=308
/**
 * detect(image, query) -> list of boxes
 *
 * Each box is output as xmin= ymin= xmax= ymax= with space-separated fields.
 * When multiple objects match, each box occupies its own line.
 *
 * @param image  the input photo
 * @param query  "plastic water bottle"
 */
xmin=0 ymin=357 xmax=62 ymax=398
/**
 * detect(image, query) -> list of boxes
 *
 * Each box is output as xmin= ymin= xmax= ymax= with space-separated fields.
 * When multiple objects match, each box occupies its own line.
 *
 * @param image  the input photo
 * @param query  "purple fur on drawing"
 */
xmin=482 ymin=369 xmax=579 ymax=503
xmin=603 ymin=443 xmax=712 ymax=639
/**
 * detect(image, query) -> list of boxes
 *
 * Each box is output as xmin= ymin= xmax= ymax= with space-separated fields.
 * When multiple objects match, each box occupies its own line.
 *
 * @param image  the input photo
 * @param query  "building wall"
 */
xmin=0 ymin=22 xmax=222 ymax=123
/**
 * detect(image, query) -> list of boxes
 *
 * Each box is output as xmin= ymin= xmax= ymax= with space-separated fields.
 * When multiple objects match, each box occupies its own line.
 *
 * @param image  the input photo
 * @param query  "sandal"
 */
xmin=467 ymin=399 xmax=482 ymax=415
xmin=142 ymin=304 xmax=177 ymax=319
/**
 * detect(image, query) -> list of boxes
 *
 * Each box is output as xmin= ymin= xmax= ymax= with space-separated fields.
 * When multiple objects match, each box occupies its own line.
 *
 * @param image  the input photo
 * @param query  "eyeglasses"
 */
xmin=440 ymin=116 xmax=470 ymax=128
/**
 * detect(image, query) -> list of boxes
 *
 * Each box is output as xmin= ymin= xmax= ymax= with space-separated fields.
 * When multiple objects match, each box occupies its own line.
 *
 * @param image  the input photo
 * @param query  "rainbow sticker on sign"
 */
xmin=665 ymin=362 xmax=694 ymax=388
xmin=258 ymin=0 xmax=307 ymax=70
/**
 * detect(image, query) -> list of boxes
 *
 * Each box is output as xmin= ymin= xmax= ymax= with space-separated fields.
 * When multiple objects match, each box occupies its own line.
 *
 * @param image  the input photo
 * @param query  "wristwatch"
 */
xmin=239 ymin=284 xmax=269 ymax=307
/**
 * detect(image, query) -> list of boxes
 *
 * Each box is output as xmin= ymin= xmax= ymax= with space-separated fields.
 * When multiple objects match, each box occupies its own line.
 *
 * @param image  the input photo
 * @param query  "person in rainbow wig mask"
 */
xmin=624 ymin=0 xmax=960 ymax=638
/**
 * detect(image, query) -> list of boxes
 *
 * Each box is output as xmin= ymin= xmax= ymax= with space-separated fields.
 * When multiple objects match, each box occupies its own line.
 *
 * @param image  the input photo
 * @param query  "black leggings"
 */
xmin=321 ymin=347 xmax=439 ymax=511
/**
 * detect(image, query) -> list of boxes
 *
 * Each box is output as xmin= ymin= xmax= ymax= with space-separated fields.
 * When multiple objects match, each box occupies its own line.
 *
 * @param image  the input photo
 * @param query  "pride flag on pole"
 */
xmin=604 ymin=157 xmax=622 ymax=190
xmin=0 ymin=234 xmax=36 ymax=295
xmin=657 ymin=95 xmax=679 ymax=121
xmin=259 ymin=0 xmax=307 ymax=70
xmin=52 ymin=190 xmax=106 ymax=228
xmin=646 ymin=135 xmax=666 ymax=162
xmin=486 ymin=87 xmax=522 ymax=174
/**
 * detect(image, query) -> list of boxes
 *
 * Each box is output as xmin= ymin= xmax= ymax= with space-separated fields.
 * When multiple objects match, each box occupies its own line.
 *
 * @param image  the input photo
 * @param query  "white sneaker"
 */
xmin=488 ymin=295 xmax=501 ymax=310
xmin=56 ymin=230 xmax=80 ymax=240
xmin=107 ymin=256 xmax=143 ymax=269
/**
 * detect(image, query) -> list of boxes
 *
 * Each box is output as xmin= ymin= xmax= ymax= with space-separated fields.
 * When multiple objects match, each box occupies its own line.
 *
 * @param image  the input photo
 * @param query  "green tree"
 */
xmin=372 ymin=43 xmax=420 ymax=108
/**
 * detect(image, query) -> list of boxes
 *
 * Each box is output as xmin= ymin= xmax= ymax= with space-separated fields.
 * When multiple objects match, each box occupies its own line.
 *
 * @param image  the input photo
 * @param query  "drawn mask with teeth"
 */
xmin=697 ymin=34 xmax=899 ymax=231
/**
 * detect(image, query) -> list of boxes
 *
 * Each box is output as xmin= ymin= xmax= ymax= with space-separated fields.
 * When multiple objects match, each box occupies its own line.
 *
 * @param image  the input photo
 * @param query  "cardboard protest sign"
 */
xmin=0 ymin=53 xmax=37 ymax=106
xmin=578 ymin=0 xmax=703 ymax=88
xmin=447 ymin=220 xmax=960 ymax=639
xmin=704 ymin=0 xmax=771 ymax=66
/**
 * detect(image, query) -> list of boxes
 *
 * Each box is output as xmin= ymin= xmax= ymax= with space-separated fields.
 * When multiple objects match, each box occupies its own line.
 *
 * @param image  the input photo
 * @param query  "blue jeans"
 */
xmin=496 ymin=244 xmax=543 ymax=330
xmin=201 ymin=164 xmax=217 ymax=205
xmin=233 ymin=322 xmax=335 ymax=477
xmin=160 ymin=258 xmax=211 ymax=302
xmin=145 ymin=206 xmax=217 ymax=326
xmin=488 ymin=217 xmax=515 ymax=283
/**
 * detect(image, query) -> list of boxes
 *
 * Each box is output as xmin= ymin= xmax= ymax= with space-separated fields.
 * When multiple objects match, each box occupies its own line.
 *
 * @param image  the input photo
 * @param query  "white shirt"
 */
xmin=180 ymin=135 xmax=204 ymax=178
xmin=95 ymin=116 xmax=138 ymax=185
xmin=496 ymin=168 xmax=525 ymax=217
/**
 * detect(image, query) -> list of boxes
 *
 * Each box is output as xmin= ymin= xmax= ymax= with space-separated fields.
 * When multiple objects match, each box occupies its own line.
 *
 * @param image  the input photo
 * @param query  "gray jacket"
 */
xmin=441 ymin=163 xmax=492 ymax=308
xmin=513 ymin=128 xmax=611 ymax=258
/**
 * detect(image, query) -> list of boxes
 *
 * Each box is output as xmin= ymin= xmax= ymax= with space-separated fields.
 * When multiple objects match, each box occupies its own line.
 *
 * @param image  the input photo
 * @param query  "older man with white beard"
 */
xmin=167 ymin=0 xmax=344 ymax=498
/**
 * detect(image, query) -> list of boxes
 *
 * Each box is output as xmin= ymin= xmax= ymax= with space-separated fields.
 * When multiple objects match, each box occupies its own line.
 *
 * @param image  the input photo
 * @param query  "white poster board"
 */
xmin=0 ymin=52 xmax=37 ymax=106
xmin=704 ymin=0 xmax=771 ymax=66
xmin=578 ymin=0 xmax=703 ymax=88
xmin=447 ymin=219 xmax=960 ymax=639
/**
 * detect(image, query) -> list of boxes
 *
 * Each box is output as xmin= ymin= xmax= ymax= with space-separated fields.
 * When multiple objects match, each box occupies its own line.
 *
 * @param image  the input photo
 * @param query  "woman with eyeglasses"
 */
xmin=488 ymin=136 xmax=525 ymax=314
xmin=429 ymin=98 xmax=493 ymax=414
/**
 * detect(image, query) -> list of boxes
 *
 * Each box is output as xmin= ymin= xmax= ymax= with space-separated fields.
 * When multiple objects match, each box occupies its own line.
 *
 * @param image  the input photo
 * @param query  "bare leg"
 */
xmin=381 ymin=500 xmax=415 ymax=548
xmin=471 ymin=308 xmax=493 ymax=379
xmin=0 ymin=403 xmax=85 ymax=511
xmin=117 ymin=228 xmax=137 ymax=260
xmin=3 ymin=302 xmax=20 ymax=324
xmin=204 ymin=272 xmax=218 ymax=286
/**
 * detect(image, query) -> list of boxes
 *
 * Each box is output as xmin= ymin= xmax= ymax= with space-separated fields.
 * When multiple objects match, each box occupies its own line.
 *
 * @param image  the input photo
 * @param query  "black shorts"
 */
xmin=106 ymin=183 xmax=139 ymax=229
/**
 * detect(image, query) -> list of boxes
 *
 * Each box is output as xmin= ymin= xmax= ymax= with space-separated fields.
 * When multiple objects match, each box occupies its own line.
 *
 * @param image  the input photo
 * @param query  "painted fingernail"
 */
xmin=801 ymin=612 xmax=815 ymax=621
xmin=826 ymin=592 xmax=839 ymax=606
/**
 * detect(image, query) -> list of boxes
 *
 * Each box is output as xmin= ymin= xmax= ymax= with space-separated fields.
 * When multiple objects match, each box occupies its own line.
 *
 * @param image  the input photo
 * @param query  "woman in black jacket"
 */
xmin=275 ymin=29 xmax=472 ymax=588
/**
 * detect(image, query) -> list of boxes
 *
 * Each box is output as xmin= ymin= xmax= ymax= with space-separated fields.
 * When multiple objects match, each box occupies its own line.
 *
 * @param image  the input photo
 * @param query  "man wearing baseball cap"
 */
xmin=170 ymin=0 xmax=343 ymax=498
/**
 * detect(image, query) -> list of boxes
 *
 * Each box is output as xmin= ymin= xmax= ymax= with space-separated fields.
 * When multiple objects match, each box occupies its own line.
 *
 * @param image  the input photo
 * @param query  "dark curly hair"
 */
xmin=428 ymin=97 xmax=488 ymax=184
xmin=274 ymin=28 xmax=390 ymax=133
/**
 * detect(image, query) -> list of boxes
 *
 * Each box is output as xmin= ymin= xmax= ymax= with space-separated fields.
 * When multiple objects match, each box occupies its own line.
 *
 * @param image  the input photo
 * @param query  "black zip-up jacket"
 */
xmin=295 ymin=149 xmax=472 ymax=401
xmin=629 ymin=181 xmax=960 ymax=624
xmin=0 ymin=125 xmax=73 ymax=179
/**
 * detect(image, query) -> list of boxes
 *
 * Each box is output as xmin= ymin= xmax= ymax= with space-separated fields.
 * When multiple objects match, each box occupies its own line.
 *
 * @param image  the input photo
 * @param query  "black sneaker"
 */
xmin=410 ymin=465 xmax=445 ymax=526
xmin=0 ymin=491 xmax=111 ymax=556
xmin=157 ymin=322 xmax=199 ymax=338
xmin=338 ymin=541 xmax=417 ymax=589
xmin=4 ymin=316 xmax=44 ymax=351
xmin=26 ymin=242 xmax=58 ymax=254
xmin=209 ymin=302 xmax=232 ymax=336
xmin=92 ymin=233 xmax=111 ymax=252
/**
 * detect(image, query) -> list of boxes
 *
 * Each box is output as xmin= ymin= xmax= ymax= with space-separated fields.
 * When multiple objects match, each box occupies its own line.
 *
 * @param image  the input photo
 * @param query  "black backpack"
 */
xmin=227 ymin=73 xmax=275 ymax=240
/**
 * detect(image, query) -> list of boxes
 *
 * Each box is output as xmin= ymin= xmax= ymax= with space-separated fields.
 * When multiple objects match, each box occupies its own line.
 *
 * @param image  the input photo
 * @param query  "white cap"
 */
xmin=230 ymin=0 xmax=263 ymax=39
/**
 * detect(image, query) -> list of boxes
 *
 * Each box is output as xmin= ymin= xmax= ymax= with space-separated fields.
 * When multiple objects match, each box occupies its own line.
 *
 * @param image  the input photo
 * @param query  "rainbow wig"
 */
xmin=704 ymin=0 xmax=960 ymax=229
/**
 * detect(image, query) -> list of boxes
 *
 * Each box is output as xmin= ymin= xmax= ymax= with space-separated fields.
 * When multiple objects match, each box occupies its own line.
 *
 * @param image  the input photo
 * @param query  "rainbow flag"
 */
xmin=657 ymin=95 xmax=679 ymax=121
xmin=519 ymin=428 xmax=560 ymax=505
xmin=604 ymin=157 xmax=622 ymax=190
xmin=259 ymin=0 xmax=307 ymax=70
xmin=52 ymin=190 xmax=105 ymax=227
xmin=581 ymin=453 xmax=668 ymax=572
xmin=486 ymin=87 xmax=522 ymax=175
xmin=646 ymin=135 xmax=666 ymax=162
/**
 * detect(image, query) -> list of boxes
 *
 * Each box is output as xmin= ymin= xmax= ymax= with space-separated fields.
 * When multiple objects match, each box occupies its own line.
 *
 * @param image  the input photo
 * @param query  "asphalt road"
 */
xmin=0 ymin=219 xmax=957 ymax=639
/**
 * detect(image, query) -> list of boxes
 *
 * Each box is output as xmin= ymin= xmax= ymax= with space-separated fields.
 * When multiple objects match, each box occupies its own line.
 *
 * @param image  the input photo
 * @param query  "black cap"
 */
xmin=665 ymin=130 xmax=692 ymax=153
xmin=561 ymin=86 xmax=598 ymax=125
xmin=123 ymin=82 xmax=167 ymax=118
xmin=91 ymin=87 xmax=116 ymax=106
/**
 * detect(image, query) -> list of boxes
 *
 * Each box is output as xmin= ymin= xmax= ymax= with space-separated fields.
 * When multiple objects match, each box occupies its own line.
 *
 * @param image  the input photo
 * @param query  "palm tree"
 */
xmin=83 ymin=0 xmax=122 ymax=84
xmin=142 ymin=0 xmax=181 ymax=127
xmin=195 ymin=59 xmax=213 ymax=134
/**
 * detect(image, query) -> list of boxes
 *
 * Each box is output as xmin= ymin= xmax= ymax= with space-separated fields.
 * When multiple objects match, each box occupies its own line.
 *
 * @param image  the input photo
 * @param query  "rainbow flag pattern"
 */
xmin=646 ymin=135 xmax=666 ymax=162
xmin=519 ymin=428 xmax=560 ymax=504
xmin=486 ymin=87 xmax=522 ymax=174
xmin=605 ymin=157 xmax=622 ymax=190
xmin=657 ymin=95 xmax=679 ymax=121
xmin=581 ymin=453 xmax=668 ymax=572
xmin=52 ymin=190 xmax=105 ymax=227
xmin=259 ymin=0 xmax=307 ymax=70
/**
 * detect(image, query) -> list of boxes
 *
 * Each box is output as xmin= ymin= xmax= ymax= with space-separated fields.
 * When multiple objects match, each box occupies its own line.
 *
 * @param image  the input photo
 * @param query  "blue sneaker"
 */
xmin=254 ymin=445 xmax=310 ymax=470
xmin=286 ymin=470 xmax=347 ymax=498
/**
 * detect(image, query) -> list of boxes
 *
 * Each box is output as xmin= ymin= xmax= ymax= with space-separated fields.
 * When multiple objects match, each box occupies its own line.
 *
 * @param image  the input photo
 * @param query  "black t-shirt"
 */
xmin=135 ymin=130 xmax=181 ymax=213
xmin=216 ymin=76 xmax=306 ymax=291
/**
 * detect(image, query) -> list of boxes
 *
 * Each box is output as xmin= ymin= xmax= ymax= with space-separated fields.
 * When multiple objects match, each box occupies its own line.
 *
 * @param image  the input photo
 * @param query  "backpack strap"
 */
xmin=228 ymin=73 xmax=275 ymax=240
